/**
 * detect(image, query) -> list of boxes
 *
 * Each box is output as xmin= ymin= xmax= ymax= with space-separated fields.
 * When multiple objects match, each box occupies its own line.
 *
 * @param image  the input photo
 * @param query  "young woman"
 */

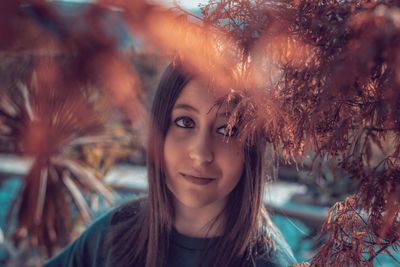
xmin=45 ymin=62 xmax=297 ymax=267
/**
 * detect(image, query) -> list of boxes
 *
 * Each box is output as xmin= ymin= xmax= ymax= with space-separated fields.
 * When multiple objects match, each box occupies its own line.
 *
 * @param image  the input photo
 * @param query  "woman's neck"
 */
xmin=173 ymin=198 xmax=227 ymax=238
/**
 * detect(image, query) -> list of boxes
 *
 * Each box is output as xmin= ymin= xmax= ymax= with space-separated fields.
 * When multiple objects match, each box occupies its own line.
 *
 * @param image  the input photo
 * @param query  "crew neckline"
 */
xmin=170 ymin=228 xmax=222 ymax=251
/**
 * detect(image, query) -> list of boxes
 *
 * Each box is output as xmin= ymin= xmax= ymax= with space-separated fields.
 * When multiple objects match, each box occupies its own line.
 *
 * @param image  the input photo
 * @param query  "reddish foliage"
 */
xmin=202 ymin=0 xmax=400 ymax=265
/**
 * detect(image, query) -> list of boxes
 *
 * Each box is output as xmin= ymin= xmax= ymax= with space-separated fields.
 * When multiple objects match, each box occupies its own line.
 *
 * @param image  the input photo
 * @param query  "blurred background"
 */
xmin=0 ymin=0 xmax=399 ymax=266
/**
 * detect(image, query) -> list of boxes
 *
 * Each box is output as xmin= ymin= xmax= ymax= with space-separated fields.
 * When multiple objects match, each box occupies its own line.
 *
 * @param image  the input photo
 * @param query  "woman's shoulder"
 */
xmin=255 ymin=222 xmax=298 ymax=267
xmin=110 ymin=196 xmax=146 ymax=225
xmin=75 ymin=196 xmax=146 ymax=237
xmin=44 ymin=197 xmax=146 ymax=267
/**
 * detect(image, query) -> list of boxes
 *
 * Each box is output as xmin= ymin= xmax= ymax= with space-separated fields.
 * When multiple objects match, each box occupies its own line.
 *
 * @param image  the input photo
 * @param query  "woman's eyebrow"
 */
xmin=173 ymin=103 xmax=199 ymax=113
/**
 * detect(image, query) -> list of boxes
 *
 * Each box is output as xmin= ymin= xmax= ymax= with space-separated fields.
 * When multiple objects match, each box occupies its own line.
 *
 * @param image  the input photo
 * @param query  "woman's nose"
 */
xmin=188 ymin=133 xmax=213 ymax=164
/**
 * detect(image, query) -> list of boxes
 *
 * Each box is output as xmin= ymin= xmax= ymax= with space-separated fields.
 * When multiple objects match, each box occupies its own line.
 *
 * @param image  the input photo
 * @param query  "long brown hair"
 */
xmin=109 ymin=62 xmax=274 ymax=267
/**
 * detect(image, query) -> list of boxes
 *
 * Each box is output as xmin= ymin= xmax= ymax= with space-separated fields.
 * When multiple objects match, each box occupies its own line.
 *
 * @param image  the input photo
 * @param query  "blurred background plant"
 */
xmin=0 ymin=52 xmax=149 ymax=265
xmin=0 ymin=1 xmax=167 ymax=264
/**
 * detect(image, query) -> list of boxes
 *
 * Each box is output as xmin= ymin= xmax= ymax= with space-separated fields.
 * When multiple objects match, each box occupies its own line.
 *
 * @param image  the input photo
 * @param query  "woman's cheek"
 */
xmin=216 ymin=138 xmax=244 ymax=157
xmin=173 ymin=130 xmax=192 ymax=145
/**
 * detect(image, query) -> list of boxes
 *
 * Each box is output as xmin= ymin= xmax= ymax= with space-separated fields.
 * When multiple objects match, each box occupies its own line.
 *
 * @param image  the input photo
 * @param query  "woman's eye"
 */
xmin=174 ymin=117 xmax=195 ymax=128
xmin=217 ymin=125 xmax=237 ymax=137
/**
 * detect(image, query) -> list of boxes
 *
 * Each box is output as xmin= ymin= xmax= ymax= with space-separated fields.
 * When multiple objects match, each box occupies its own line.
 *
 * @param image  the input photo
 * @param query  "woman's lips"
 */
xmin=181 ymin=173 xmax=215 ymax=185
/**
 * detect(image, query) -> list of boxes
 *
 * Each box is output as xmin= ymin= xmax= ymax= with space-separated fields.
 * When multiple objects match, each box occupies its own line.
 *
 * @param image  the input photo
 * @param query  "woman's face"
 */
xmin=163 ymin=79 xmax=244 ymax=209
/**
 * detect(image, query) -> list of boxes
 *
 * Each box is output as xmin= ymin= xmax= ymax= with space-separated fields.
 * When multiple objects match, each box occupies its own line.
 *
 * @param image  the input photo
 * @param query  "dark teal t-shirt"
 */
xmin=44 ymin=202 xmax=297 ymax=267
